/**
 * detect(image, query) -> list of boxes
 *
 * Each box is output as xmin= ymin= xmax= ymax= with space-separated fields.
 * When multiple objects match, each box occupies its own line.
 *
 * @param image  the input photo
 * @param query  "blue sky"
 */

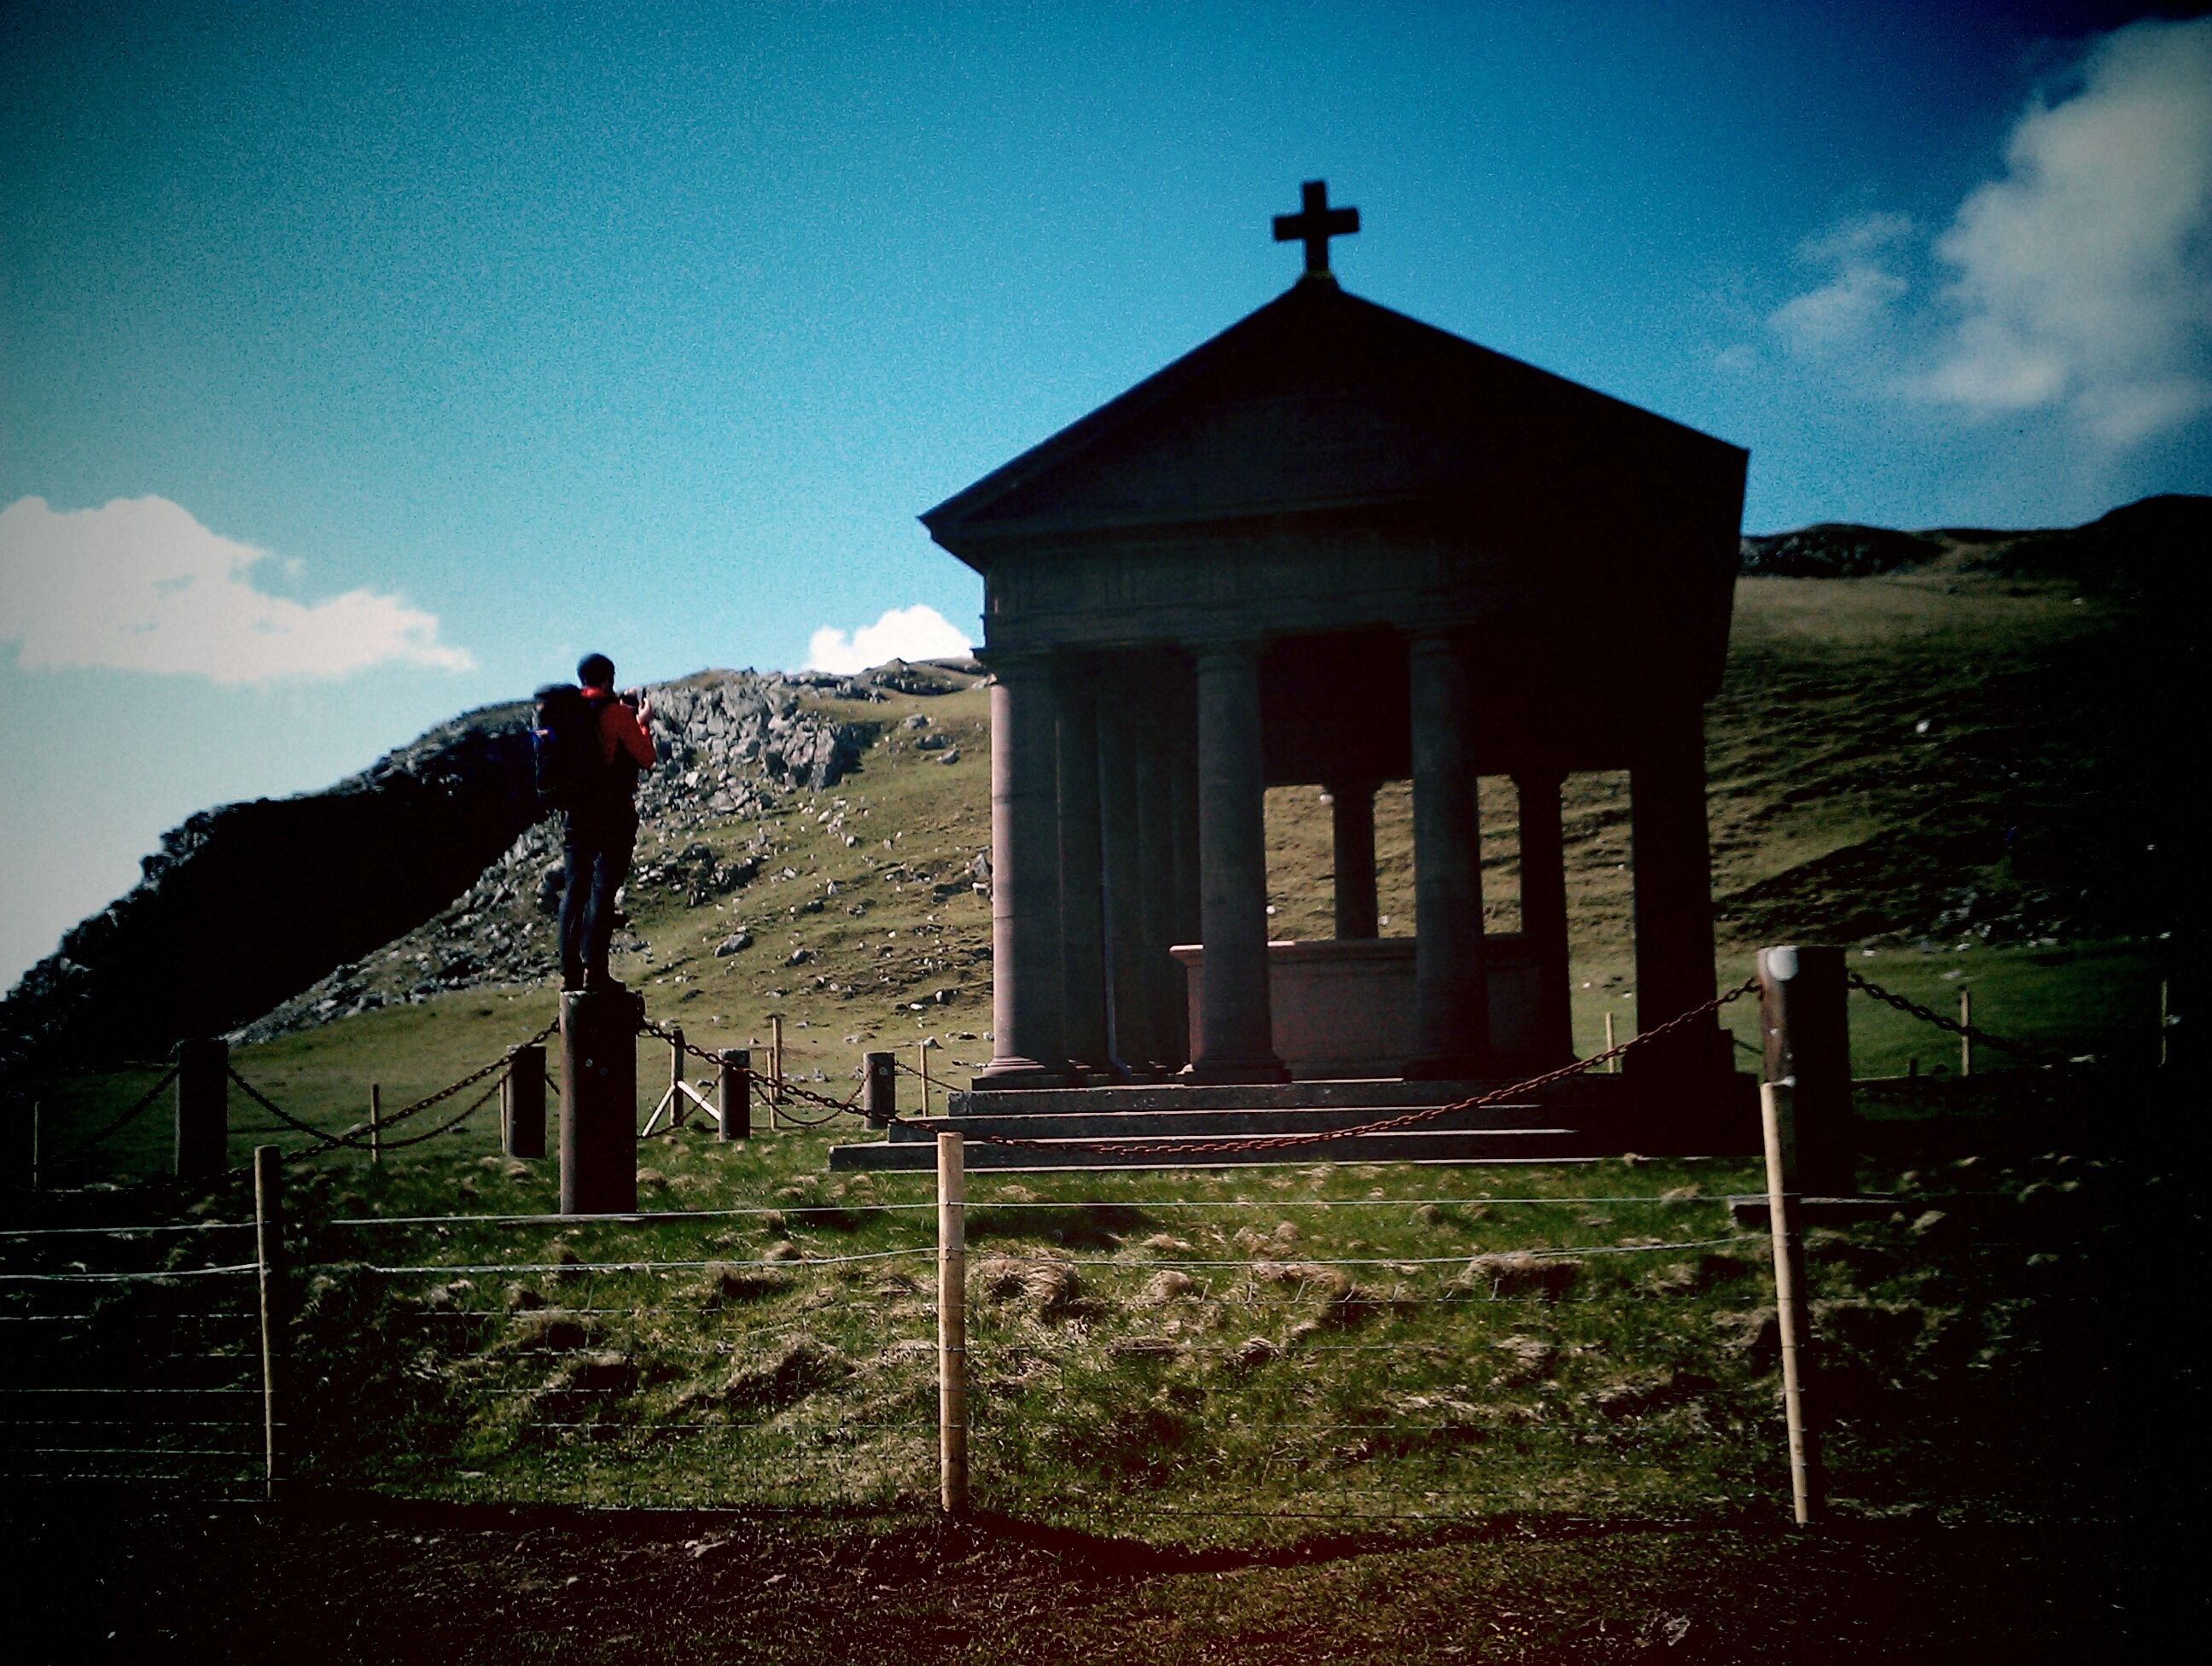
xmin=3 ymin=1 xmax=2209 ymax=987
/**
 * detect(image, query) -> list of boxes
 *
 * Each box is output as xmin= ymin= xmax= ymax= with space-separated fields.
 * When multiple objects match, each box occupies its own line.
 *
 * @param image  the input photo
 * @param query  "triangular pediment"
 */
xmin=924 ymin=281 xmax=1742 ymax=562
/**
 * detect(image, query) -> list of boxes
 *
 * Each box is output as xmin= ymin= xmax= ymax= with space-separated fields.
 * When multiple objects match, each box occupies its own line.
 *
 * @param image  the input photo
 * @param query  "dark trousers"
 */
xmin=560 ymin=809 xmax=637 ymax=989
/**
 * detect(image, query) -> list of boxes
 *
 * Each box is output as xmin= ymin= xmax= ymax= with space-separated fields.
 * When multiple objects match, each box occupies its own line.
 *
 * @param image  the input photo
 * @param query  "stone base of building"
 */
xmin=826 ymin=1069 xmax=1758 ymax=1172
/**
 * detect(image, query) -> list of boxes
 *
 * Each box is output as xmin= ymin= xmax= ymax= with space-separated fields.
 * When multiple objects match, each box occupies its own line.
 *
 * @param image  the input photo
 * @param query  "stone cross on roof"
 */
xmin=1272 ymin=179 xmax=1359 ymax=280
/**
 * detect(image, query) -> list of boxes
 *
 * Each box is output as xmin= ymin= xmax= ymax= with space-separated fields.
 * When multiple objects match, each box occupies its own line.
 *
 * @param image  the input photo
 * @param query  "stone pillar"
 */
xmin=1167 ymin=666 xmax=1201 ymax=1064
xmin=1757 ymin=945 xmax=1852 ymax=1195
xmin=1327 ymin=779 xmax=1381 ymax=940
xmin=1134 ymin=688 xmax=1181 ymax=1069
xmin=975 ymin=653 xmax=1074 ymax=1088
xmin=1055 ymin=661 xmax=1110 ymax=1075
xmin=174 ymin=1038 xmax=230 ymax=1182
xmin=561 ymin=988 xmax=641 ymax=1215
xmin=1185 ymin=642 xmax=1288 ymax=1084
xmin=1097 ymin=673 xmax=1150 ymax=1075
xmin=1630 ymin=701 xmax=1726 ymax=1079
xmin=1405 ymin=629 xmax=1493 ymax=1079
xmin=1514 ymin=766 xmax=1575 ymax=1066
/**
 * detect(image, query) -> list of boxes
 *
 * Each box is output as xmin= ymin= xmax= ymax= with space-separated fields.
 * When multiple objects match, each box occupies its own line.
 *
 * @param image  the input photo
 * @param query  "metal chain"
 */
xmin=42 ymin=1066 xmax=181 ymax=1168
xmin=228 ymin=1064 xmax=508 ymax=1156
xmin=639 ymin=1017 xmax=727 ymax=1070
xmin=365 ymin=1021 xmax=557 ymax=1134
xmin=218 ymin=1019 xmax=553 ymax=1157
xmin=1846 ymin=972 xmax=2063 ymax=1064
xmin=877 ymin=978 xmax=1760 ymax=1156
xmin=639 ymin=1015 xmax=866 ymax=1124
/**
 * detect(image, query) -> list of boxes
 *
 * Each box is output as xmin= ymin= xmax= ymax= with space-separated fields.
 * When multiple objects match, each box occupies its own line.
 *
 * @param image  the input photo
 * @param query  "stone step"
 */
xmin=940 ymin=1074 xmax=1625 ymax=1117
xmin=828 ymin=1125 xmax=1591 ymax=1172
xmin=876 ymin=1100 xmax=1564 ymax=1144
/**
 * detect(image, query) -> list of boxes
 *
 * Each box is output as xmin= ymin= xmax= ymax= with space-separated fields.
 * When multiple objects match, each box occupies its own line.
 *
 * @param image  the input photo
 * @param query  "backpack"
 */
xmin=532 ymin=684 xmax=610 ymax=813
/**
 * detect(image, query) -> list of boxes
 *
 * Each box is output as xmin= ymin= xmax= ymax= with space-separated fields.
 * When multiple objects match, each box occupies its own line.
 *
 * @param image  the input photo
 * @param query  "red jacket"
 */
xmin=582 ymin=687 xmax=655 ymax=771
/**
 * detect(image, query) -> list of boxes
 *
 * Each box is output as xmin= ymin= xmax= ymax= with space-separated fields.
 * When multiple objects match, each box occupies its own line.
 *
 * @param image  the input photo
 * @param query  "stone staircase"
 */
xmin=825 ymin=1072 xmax=1759 ymax=1172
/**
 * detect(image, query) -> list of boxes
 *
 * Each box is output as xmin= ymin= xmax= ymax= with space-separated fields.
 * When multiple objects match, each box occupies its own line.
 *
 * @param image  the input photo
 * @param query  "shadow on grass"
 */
xmin=967 ymin=1203 xmax=1152 ymax=1250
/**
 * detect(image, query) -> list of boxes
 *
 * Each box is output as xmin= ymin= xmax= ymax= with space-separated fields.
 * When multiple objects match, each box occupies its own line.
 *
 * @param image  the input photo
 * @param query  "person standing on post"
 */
xmin=555 ymin=654 xmax=655 ymax=993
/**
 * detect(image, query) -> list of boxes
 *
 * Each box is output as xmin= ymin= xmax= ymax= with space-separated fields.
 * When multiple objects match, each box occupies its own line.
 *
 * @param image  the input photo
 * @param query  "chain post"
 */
xmin=174 ymin=1039 xmax=229 ymax=1180
xmin=770 ymin=1014 xmax=785 ymax=1128
xmin=718 ymin=1049 xmax=751 ymax=1141
xmin=1756 ymin=945 xmax=1851 ymax=1196
xmin=504 ymin=1045 xmax=546 ymax=1159
xmin=864 ymin=1052 xmax=897 ymax=1124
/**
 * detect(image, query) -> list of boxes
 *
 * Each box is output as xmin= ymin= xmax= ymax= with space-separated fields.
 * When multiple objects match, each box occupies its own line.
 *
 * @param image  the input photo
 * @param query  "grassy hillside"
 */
xmin=15 ymin=548 xmax=2183 ymax=1185
xmin=2 ymin=536 xmax=2195 ymax=1596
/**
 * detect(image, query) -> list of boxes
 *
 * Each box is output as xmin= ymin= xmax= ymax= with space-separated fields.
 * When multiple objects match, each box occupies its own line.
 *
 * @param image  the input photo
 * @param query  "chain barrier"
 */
xmin=638 ymin=1016 xmax=867 ymax=1127
xmin=214 ymin=1019 xmax=554 ymax=1160
xmin=1847 ymin=972 xmax=2067 ymax=1065
xmin=40 ymin=1065 xmax=180 ymax=1169
xmin=364 ymin=1020 xmax=557 ymax=1136
xmin=226 ymin=1065 xmax=509 ymax=1158
xmin=864 ymin=978 xmax=1761 ymax=1157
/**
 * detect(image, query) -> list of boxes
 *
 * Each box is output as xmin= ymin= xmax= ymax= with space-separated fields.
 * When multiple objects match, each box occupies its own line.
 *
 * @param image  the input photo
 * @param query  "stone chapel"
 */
xmin=920 ymin=183 xmax=1749 ymax=1124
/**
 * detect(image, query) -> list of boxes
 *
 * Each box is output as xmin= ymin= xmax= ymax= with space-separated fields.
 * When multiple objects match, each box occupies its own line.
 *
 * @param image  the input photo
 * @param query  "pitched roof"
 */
xmin=923 ymin=278 xmax=1745 ymax=568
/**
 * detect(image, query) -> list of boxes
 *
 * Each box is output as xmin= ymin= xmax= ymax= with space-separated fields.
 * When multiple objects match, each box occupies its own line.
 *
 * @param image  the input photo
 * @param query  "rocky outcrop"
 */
xmin=1738 ymin=524 xmax=1941 ymax=578
xmin=2 ymin=672 xmax=876 ymax=1071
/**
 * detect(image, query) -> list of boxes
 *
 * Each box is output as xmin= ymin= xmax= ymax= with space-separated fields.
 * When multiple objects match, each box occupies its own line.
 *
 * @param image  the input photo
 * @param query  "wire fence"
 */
xmin=0 ymin=1154 xmax=2119 ymax=1530
xmin=0 ymin=1219 xmax=265 ymax=1494
xmin=0 ymin=958 xmax=2156 ymax=1526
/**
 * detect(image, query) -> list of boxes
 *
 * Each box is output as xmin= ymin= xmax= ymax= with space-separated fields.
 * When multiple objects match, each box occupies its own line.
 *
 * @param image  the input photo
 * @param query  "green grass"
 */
xmin=3 ymin=566 xmax=2186 ymax=1552
xmin=8 ymin=1063 xmax=2184 ymax=1550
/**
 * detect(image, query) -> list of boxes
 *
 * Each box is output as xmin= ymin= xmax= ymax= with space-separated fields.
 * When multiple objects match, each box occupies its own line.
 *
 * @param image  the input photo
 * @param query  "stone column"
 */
xmin=1056 ymin=660 xmax=1109 ymax=1075
xmin=1167 ymin=666 xmax=1201 ymax=1064
xmin=975 ymin=652 xmax=1074 ymax=1088
xmin=1404 ymin=629 xmax=1493 ymax=1079
xmin=1514 ymin=766 xmax=1575 ymax=1066
xmin=1327 ymin=779 xmax=1381 ymax=940
xmin=1135 ymin=689 xmax=1181 ymax=1069
xmin=1630 ymin=701 xmax=1726 ymax=1080
xmin=1097 ymin=672 xmax=1150 ymax=1075
xmin=1185 ymin=642 xmax=1288 ymax=1084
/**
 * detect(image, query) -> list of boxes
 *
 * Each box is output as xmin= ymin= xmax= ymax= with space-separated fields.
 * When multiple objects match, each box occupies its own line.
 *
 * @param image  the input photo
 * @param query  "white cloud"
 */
xmin=1770 ymin=213 xmax=1914 ymax=354
xmin=804 ymin=604 xmax=972 ymax=675
xmin=1924 ymin=17 xmax=2212 ymax=442
xmin=0 ymin=496 xmax=474 ymax=684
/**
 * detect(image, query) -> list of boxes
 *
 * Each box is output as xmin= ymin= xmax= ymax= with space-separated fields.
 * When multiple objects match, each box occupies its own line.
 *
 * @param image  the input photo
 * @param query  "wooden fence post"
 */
xmin=864 ymin=1051 xmax=897 ymax=1124
xmin=668 ymin=1027 xmax=686 ymax=1127
xmin=938 ymin=1131 xmax=967 ymax=1513
xmin=369 ymin=1083 xmax=382 ymax=1166
xmin=1759 ymin=1083 xmax=1820 ymax=1526
xmin=718 ymin=1049 xmax=751 ymax=1141
xmin=253 ymin=1144 xmax=286 ymax=1500
xmin=504 ymin=1046 xmax=546 ymax=1160
xmin=174 ymin=1039 xmax=229 ymax=1181
xmin=1959 ymin=988 xmax=1972 ymax=1077
xmin=1604 ymin=1011 xmax=1617 ymax=1073
xmin=560 ymin=988 xmax=641 ymax=1215
xmin=769 ymin=1014 xmax=785 ymax=1129
xmin=917 ymin=1042 xmax=932 ymax=1116
xmin=1755 ymin=944 xmax=1851 ymax=1197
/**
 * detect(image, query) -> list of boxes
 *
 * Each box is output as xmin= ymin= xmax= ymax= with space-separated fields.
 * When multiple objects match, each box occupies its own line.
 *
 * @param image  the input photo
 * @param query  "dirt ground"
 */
xmin=5 ymin=1491 xmax=2193 ymax=1664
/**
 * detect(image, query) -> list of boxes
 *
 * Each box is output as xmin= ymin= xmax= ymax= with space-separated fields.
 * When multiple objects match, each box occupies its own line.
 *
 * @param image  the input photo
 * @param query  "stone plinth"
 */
xmin=1171 ymin=935 xmax=1544 ymax=1080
